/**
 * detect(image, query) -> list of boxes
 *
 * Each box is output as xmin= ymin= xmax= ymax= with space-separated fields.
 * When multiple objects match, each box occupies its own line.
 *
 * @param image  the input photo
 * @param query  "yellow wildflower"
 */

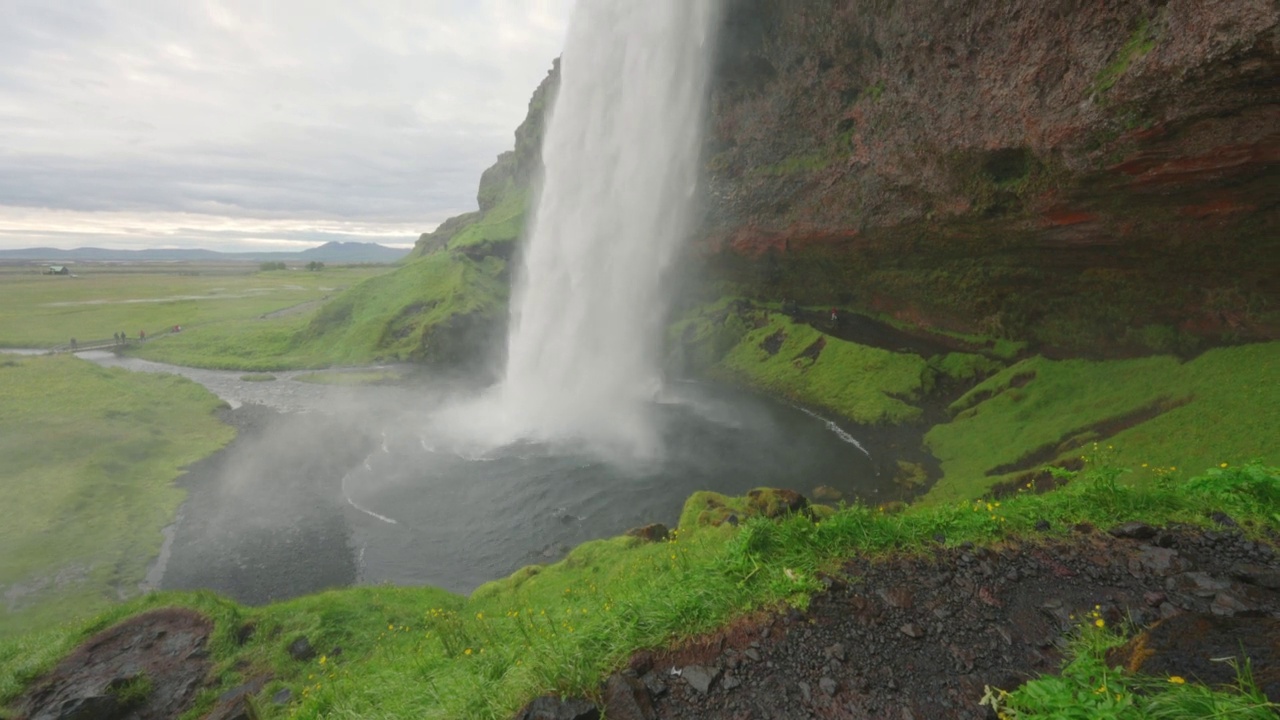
xmin=1169 ymin=676 xmax=1185 ymax=684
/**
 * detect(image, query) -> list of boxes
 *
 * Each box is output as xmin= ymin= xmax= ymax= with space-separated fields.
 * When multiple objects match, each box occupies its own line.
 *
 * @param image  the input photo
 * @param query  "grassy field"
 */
xmin=2 ymin=462 xmax=1276 ymax=719
xmin=0 ymin=263 xmax=387 ymax=349
xmin=0 ymin=355 xmax=234 ymax=637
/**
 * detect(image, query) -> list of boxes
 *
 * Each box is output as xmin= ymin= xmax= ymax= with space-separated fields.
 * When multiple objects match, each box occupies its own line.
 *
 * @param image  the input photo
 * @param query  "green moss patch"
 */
xmin=714 ymin=313 xmax=927 ymax=424
xmin=924 ymin=343 xmax=1280 ymax=502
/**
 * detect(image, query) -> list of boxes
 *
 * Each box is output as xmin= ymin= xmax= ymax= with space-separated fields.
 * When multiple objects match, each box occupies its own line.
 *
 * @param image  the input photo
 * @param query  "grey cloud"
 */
xmin=0 ymin=0 xmax=570 ymax=250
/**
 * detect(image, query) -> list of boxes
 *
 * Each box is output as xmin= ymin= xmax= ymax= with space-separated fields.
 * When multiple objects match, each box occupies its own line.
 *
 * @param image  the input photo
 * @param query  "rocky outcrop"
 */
xmin=413 ymin=59 xmax=560 ymax=258
xmin=702 ymin=0 xmax=1279 ymax=354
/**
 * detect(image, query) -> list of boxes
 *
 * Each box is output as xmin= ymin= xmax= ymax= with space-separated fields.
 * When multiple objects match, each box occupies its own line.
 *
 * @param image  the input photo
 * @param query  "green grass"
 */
xmin=447 ymin=191 xmax=527 ymax=251
xmin=924 ymin=343 xmax=1280 ymax=502
xmin=0 ymin=355 xmax=234 ymax=637
xmin=3 ymin=462 xmax=1277 ymax=719
xmin=984 ymin=618 xmax=1278 ymax=719
xmin=753 ymin=151 xmax=831 ymax=177
xmin=296 ymin=251 xmax=506 ymax=365
xmin=133 ymin=253 xmax=506 ymax=370
xmin=706 ymin=312 xmax=999 ymax=426
xmin=0 ymin=265 xmax=385 ymax=349
xmin=1091 ymin=18 xmax=1156 ymax=95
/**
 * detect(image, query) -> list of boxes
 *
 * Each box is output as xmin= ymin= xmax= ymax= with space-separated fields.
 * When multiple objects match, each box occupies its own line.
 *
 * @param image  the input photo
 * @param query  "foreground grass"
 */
xmin=0 ymin=265 xmax=385 ymax=349
xmin=984 ymin=620 xmax=1278 ymax=719
xmin=2 ymin=462 xmax=1277 ymax=719
xmin=0 ymin=355 xmax=234 ymax=637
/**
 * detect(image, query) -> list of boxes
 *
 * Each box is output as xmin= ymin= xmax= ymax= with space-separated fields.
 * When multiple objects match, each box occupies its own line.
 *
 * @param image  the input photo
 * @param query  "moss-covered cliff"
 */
xmin=704 ymin=0 xmax=1278 ymax=354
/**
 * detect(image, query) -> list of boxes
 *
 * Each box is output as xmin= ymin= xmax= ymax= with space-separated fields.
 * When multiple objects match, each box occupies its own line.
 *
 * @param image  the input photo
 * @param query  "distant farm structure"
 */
xmin=45 ymin=265 xmax=70 ymax=275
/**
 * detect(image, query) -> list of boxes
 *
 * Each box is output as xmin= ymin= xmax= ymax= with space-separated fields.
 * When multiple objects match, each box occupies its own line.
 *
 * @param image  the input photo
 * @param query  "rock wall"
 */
xmin=702 ymin=0 xmax=1279 ymax=353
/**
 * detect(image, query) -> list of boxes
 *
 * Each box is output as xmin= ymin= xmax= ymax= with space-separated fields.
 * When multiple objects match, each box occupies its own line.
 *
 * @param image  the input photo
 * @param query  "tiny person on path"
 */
xmin=139 ymin=330 xmax=146 ymax=342
xmin=830 ymin=307 xmax=839 ymax=326
xmin=69 ymin=338 xmax=76 ymax=350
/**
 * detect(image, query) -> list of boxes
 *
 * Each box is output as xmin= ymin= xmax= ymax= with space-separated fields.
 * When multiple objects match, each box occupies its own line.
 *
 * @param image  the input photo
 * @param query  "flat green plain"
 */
xmin=0 ymin=264 xmax=386 ymax=349
xmin=0 ymin=354 xmax=234 ymax=637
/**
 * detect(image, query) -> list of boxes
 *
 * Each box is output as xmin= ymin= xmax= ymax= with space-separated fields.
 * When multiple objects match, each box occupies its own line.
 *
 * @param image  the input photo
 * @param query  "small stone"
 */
xmin=900 ymin=623 xmax=926 ymax=639
xmin=272 ymin=689 xmax=292 ymax=705
xmin=1143 ymin=591 xmax=1167 ymax=607
xmin=1034 ymin=519 xmax=1051 ymax=532
xmin=722 ymin=675 xmax=741 ymax=691
xmin=1210 ymin=593 xmax=1250 ymax=617
xmin=824 ymin=643 xmax=846 ymax=662
xmin=640 ymin=672 xmax=667 ymax=698
xmin=744 ymin=648 xmax=761 ymax=662
xmin=287 ymin=636 xmax=315 ymax=662
xmin=1210 ymin=511 xmax=1238 ymax=528
xmin=819 ymin=677 xmax=838 ymax=696
xmin=1230 ymin=563 xmax=1280 ymax=590
xmin=625 ymin=524 xmax=669 ymax=543
xmin=798 ymin=681 xmax=812 ymax=703
xmin=603 ymin=674 xmax=655 ymax=720
xmin=681 ymin=665 xmax=719 ymax=695
xmin=1108 ymin=521 xmax=1157 ymax=540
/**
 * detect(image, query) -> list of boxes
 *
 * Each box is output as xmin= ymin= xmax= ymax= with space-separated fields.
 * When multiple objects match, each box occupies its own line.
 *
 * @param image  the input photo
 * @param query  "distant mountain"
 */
xmin=0 ymin=241 xmax=408 ymax=263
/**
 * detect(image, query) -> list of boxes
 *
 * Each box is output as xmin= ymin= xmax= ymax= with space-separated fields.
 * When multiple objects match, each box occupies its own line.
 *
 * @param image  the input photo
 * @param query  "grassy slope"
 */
xmin=0 ymin=267 xmax=384 ymax=349
xmin=447 ymin=191 xmax=527 ymax=251
xmin=679 ymin=301 xmax=1278 ymax=503
xmin=136 ymin=253 xmax=506 ymax=370
xmin=2 ymin=463 xmax=1276 ymax=719
xmin=299 ymin=252 xmax=506 ymax=365
xmin=689 ymin=309 xmax=999 ymax=426
xmin=0 ymin=355 xmax=234 ymax=637
xmin=925 ymin=343 xmax=1280 ymax=502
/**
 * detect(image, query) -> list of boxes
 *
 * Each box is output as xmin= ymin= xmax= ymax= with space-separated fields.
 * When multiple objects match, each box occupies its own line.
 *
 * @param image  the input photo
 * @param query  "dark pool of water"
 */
xmin=79 ymin=353 xmax=892 ymax=601
xmin=342 ymin=381 xmax=883 ymax=594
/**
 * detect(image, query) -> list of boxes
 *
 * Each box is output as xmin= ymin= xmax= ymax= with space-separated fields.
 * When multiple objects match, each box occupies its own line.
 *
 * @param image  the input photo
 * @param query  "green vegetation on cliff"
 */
xmin=0 ymin=355 xmax=234 ymax=636
xmin=925 ymin=343 xmax=1280 ymax=502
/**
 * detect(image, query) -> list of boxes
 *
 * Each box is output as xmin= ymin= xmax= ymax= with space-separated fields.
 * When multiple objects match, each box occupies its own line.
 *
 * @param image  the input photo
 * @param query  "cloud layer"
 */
xmin=0 ymin=0 xmax=570 ymax=250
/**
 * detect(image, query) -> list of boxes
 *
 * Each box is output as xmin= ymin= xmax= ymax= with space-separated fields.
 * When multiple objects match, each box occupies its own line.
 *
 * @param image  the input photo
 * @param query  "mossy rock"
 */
xmin=678 ymin=488 xmax=813 ymax=530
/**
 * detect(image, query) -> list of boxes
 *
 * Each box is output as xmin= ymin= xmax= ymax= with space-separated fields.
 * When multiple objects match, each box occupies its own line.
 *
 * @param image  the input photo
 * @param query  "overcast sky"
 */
xmin=0 ymin=0 xmax=572 ymax=251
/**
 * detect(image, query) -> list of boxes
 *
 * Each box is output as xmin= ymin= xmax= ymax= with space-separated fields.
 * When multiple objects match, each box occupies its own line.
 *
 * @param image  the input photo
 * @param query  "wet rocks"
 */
xmin=15 ymin=609 xmax=213 ymax=720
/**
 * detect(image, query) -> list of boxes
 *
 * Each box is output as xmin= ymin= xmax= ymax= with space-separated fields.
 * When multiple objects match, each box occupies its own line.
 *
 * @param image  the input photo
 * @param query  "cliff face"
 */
xmin=413 ymin=60 xmax=560 ymax=259
xmin=703 ymin=0 xmax=1279 ymax=353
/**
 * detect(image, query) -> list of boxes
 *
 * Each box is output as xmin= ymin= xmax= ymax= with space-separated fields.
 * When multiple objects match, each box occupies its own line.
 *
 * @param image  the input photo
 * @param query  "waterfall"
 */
xmin=493 ymin=1 xmax=723 ymax=456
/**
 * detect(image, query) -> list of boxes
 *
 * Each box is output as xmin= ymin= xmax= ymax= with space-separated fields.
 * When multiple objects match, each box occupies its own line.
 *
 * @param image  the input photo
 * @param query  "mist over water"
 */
xmin=485 ymin=1 xmax=723 ymax=457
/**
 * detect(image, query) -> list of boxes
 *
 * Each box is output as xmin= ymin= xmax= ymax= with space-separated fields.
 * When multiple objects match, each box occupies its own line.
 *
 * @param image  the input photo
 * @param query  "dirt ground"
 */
xmin=524 ymin=521 xmax=1280 ymax=720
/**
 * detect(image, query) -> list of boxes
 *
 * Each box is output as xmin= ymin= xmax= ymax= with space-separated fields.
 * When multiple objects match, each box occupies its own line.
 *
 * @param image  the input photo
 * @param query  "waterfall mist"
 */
xmin=475 ymin=1 xmax=724 ymax=457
